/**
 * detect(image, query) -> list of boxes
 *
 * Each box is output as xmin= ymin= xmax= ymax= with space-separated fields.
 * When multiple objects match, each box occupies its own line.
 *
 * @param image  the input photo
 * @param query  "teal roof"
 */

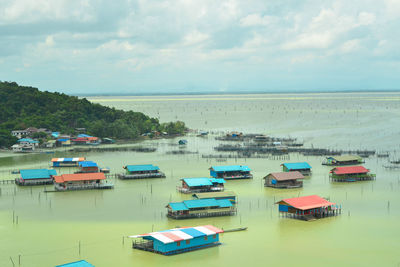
xmin=211 ymin=165 xmax=251 ymax=172
xmin=17 ymin=138 xmax=39 ymax=143
xmin=216 ymin=199 xmax=233 ymax=208
xmin=20 ymin=169 xmax=57 ymax=180
xmin=169 ymin=202 xmax=189 ymax=211
xmin=168 ymin=198 xmax=233 ymax=211
xmin=282 ymin=162 xmax=311 ymax=170
xmin=79 ymin=161 xmax=98 ymax=168
xmin=56 ymin=260 xmax=94 ymax=267
xmin=126 ymin=164 xmax=159 ymax=172
xmin=182 ymin=178 xmax=225 ymax=187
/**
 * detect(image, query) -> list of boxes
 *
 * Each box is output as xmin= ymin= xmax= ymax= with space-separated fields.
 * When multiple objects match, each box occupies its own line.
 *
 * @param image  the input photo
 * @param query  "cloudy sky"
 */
xmin=0 ymin=0 xmax=399 ymax=94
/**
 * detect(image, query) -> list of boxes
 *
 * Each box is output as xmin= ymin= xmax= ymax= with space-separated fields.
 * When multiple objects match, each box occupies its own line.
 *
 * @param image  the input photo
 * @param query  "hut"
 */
xmin=209 ymin=165 xmax=252 ymax=180
xmin=15 ymin=169 xmax=57 ymax=186
xmin=51 ymin=157 xmax=86 ymax=167
xmin=118 ymin=164 xmax=165 ymax=179
xmin=177 ymin=178 xmax=225 ymax=193
xmin=129 ymin=225 xmax=223 ymax=255
xmin=276 ymin=195 xmax=341 ymax=221
xmin=56 ymin=260 xmax=94 ymax=267
xmin=192 ymin=191 xmax=237 ymax=203
xmin=329 ymin=166 xmax=375 ymax=182
xmin=323 ymin=155 xmax=364 ymax=166
xmin=166 ymin=198 xmax=236 ymax=219
xmin=76 ymin=161 xmax=99 ymax=173
xmin=281 ymin=162 xmax=312 ymax=176
xmin=53 ymin=172 xmax=113 ymax=191
xmin=263 ymin=171 xmax=304 ymax=188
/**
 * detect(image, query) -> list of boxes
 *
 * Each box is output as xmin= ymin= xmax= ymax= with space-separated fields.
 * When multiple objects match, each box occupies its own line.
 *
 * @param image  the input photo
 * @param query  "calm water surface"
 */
xmin=0 ymin=93 xmax=399 ymax=266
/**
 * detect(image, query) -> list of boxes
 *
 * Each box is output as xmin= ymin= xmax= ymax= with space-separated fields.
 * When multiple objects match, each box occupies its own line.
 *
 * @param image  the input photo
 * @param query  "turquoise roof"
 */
xmin=282 ymin=162 xmax=311 ymax=170
xmin=168 ymin=202 xmax=189 ymax=211
xmin=17 ymin=138 xmax=39 ymax=143
xmin=216 ymin=199 xmax=233 ymax=208
xmin=168 ymin=198 xmax=233 ymax=211
xmin=79 ymin=161 xmax=98 ymax=168
xmin=20 ymin=169 xmax=57 ymax=180
xmin=126 ymin=164 xmax=159 ymax=172
xmin=56 ymin=260 xmax=94 ymax=267
xmin=182 ymin=178 xmax=225 ymax=187
xmin=211 ymin=165 xmax=251 ymax=172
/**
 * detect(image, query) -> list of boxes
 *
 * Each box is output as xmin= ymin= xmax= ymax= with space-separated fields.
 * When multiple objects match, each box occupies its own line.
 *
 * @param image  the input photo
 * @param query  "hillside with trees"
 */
xmin=0 ymin=81 xmax=186 ymax=147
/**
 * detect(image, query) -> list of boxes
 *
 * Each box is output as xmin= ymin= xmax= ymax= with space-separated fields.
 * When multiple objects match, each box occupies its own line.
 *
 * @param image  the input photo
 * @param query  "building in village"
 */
xmin=76 ymin=161 xmax=99 ymax=173
xmin=56 ymin=138 xmax=71 ymax=146
xmin=118 ymin=164 xmax=165 ymax=179
xmin=323 ymin=155 xmax=364 ymax=166
xmin=71 ymin=136 xmax=101 ymax=145
xmin=264 ymin=171 xmax=304 ymax=188
xmin=53 ymin=172 xmax=113 ymax=191
xmin=192 ymin=191 xmax=237 ymax=203
xmin=130 ymin=225 xmax=224 ymax=255
xmin=276 ymin=195 xmax=341 ymax=221
xmin=15 ymin=169 xmax=57 ymax=186
xmin=209 ymin=165 xmax=252 ymax=180
xmin=11 ymin=129 xmax=28 ymax=139
xmin=51 ymin=157 xmax=86 ymax=167
xmin=56 ymin=260 xmax=94 ymax=267
xmin=12 ymin=138 xmax=39 ymax=152
xmin=177 ymin=178 xmax=225 ymax=193
xmin=329 ymin=166 xmax=375 ymax=182
xmin=166 ymin=198 xmax=235 ymax=219
xmin=281 ymin=162 xmax=312 ymax=176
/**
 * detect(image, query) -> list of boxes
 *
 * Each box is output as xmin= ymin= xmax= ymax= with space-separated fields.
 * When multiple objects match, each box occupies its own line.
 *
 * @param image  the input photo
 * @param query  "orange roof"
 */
xmin=278 ymin=195 xmax=335 ymax=210
xmin=54 ymin=172 xmax=105 ymax=183
xmin=87 ymin=137 xmax=98 ymax=141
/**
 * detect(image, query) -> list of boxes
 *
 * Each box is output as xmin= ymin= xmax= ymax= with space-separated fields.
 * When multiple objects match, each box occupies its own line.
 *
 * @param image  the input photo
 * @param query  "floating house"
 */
xmin=130 ymin=225 xmax=223 ymax=255
xmin=72 ymin=136 xmax=100 ymax=145
xmin=323 ymin=155 xmax=364 ymax=166
xmin=264 ymin=171 xmax=304 ymax=189
xmin=76 ymin=161 xmax=99 ymax=173
xmin=53 ymin=172 xmax=113 ymax=191
xmin=166 ymin=198 xmax=236 ymax=219
xmin=329 ymin=166 xmax=375 ymax=182
xmin=276 ymin=195 xmax=341 ymax=221
xmin=15 ymin=169 xmax=57 ymax=186
xmin=192 ymin=191 xmax=237 ymax=203
xmin=118 ymin=164 xmax=165 ymax=179
xmin=51 ymin=157 xmax=86 ymax=167
xmin=209 ymin=165 xmax=252 ymax=180
xmin=281 ymin=162 xmax=312 ymax=176
xmin=177 ymin=178 xmax=225 ymax=193
xmin=56 ymin=260 xmax=94 ymax=267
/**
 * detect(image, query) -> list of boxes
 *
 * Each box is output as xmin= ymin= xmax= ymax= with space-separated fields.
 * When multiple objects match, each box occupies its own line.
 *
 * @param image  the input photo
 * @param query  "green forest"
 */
xmin=0 ymin=81 xmax=186 ymax=147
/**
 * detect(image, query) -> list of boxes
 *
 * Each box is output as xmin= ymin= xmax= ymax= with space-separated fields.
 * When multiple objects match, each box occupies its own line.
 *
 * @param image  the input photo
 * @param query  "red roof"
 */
xmin=267 ymin=171 xmax=304 ymax=181
xmin=54 ymin=172 xmax=105 ymax=183
xmin=278 ymin=195 xmax=335 ymax=210
xmin=331 ymin=166 xmax=369 ymax=175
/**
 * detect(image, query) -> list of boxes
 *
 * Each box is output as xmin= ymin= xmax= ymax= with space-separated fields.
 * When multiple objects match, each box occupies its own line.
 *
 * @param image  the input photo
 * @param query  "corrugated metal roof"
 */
xmin=192 ymin=191 xmax=237 ymax=199
xmin=20 ymin=169 xmax=57 ymax=180
xmin=79 ymin=161 xmax=98 ymax=168
xmin=180 ymin=228 xmax=206 ymax=238
xmin=182 ymin=178 xmax=213 ymax=187
xmin=278 ymin=195 xmax=335 ymax=210
xmin=267 ymin=171 xmax=304 ymax=181
xmin=169 ymin=202 xmax=189 ymax=211
xmin=51 ymin=158 xmax=85 ymax=162
xmin=17 ymin=138 xmax=39 ymax=143
xmin=331 ymin=166 xmax=369 ymax=175
xmin=54 ymin=173 xmax=105 ymax=183
xmin=56 ymin=260 xmax=94 ymax=267
xmin=210 ymin=178 xmax=226 ymax=184
xmin=210 ymin=165 xmax=251 ymax=172
xmin=282 ymin=162 xmax=311 ymax=170
xmin=327 ymin=155 xmax=362 ymax=162
xmin=215 ymin=199 xmax=233 ymax=208
xmin=183 ymin=199 xmax=219 ymax=208
xmin=126 ymin=164 xmax=159 ymax=172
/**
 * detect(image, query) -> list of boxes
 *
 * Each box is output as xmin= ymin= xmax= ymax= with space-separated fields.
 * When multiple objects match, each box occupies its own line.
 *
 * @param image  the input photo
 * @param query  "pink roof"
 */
xmin=331 ymin=166 xmax=369 ymax=175
xmin=267 ymin=171 xmax=304 ymax=181
xmin=279 ymin=195 xmax=335 ymax=210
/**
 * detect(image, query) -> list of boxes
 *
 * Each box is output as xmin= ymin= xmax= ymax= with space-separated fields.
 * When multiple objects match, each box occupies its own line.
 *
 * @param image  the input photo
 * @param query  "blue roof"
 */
xmin=282 ymin=162 xmax=312 ymax=170
xmin=182 ymin=178 xmax=213 ymax=187
xmin=77 ymin=134 xmax=92 ymax=138
xmin=17 ymin=138 xmax=39 ymax=143
xmin=210 ymin=178 xmax=226 ymax=184
xmin=183 ymin=199 xmax=220 ymax=208
xmin=169 ymin=202 xmax=189 ymax=211
xmin=52 ymin=132 xmax=59 ymax=138
xmin=126 ymin=164 xmax=160 ymax=172
xmin=20 ymin=169 xmax=57 ymax=180
xmin=211 ymin=165 xmax=251 ymax=172
xmin=57 ymin=139 xmax=69 ymax=142
xmin=180 ymin=228 xmax=206 ymax=238
xmin=216 ymin=199 xmax=233 ymax=208
xmin=79 ymin=161 xmax=98 ymax=168
xmin=56 ymin=260 xmax=94 ymax=267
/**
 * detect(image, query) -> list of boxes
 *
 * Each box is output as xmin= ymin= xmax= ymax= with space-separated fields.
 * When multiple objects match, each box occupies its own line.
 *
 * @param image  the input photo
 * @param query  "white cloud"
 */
xmin=182 ymin=31 xmax=209 ymax=46
xmin=340 ymin=39 xmax=361 ymax=53
xmin=240 ymin=14 xmax=274 ymax=27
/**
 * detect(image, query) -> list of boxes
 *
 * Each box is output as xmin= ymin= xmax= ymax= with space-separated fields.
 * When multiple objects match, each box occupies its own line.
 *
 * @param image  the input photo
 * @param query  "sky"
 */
xmin=0 ymin=0 xmax=399 ymax=94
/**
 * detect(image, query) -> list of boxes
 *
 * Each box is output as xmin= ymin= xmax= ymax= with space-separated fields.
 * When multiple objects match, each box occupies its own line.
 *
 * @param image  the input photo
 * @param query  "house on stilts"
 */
xmin=263 ymin=171 xmax=304 ymax=189
xmin=276 ymin=195 xmax=341 ymax=221
xmin=129 ymin=225 xmax=224 ymax=255
xmin=53 ymin=172 xmax=113 ymax=191
xmin=177 ymin=178 xmax=225 ymax=193
xmin=209 ymin=165 xmax=252 ymax=180
xmin=51 ymin=157 xmax=85 ymax=167
xmin=281 ymin=162 xmax=312 ymax=176
xmin=192 ymin=191 xmax=237 ymax=204
xmin=329 ymin=166 xmax=375 ymax=182
xmin=118 ymin=164 xmax=165 ymax=179
xmin=15 ymin=169 xmax=57 ymax=186
xmin=322 ymin=155 xmax=364 ymax=166
xmin=166 ymin=198 xmax=236 ymax=219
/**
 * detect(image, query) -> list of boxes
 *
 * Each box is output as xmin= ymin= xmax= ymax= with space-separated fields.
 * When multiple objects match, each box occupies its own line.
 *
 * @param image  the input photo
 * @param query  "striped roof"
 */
xmin=282 ymin=162 xmax=311 ymax=170
xmin=129 ymin=225 xmax=223 ymax=244
xmin=278 ymin=195 xmax=335 ymax=210
xmin=54 ymin=172 xmax=105 ymax=183
xmin=266 ymin=171 xmax=304 ymax=181
xmin=125 ymin=164 xmax=159 ymax=172
xmin=51 ymin=157 xmax=85 ymax=162
xmin=168 ymin=198 xmax=232 ymax=211
xmin=182 ymin=177 xmax=225 ymax=187
xmin=210 ymin=165 xmax=251 ymax=172
xmin=330 ymin=166 xmax=369 ymax=175
xmin=20 ymin=169 xmax=57 ymax=180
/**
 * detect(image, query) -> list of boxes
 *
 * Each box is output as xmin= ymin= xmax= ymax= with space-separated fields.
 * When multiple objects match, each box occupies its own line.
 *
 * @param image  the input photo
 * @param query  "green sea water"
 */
xmin=0 ymin=92 xmax=399 ymax=267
